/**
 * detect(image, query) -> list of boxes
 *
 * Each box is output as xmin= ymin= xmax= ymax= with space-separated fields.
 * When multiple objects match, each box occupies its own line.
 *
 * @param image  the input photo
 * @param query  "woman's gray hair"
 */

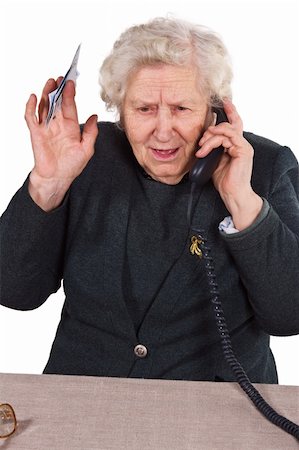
xmin=99 ymin=17 xmax=233 ymax=116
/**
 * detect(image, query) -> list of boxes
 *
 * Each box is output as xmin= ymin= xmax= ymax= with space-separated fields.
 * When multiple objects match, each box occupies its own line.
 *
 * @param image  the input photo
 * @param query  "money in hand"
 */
xmin=46 ymin=44 xmax=81 ymax=125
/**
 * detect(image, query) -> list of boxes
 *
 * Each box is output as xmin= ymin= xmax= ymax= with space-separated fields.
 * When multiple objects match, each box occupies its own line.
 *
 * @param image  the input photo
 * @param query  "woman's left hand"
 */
xmin=196 ymin=99 xmax=263 ymax=231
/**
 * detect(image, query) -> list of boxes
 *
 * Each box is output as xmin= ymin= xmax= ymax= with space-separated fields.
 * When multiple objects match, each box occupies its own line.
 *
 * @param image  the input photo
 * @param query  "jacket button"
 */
xmin=134 ymin=344 xmax=148 ymax=358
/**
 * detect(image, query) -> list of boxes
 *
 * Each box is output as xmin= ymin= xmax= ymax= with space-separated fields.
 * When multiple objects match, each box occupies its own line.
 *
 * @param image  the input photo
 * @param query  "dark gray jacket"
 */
xmin=1 ymin=122 xmax=298 ymax=382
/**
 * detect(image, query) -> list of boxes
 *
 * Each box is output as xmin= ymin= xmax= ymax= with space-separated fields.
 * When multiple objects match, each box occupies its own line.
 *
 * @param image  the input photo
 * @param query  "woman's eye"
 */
xmin=138 ymin=107 xmax=151 ymax=113
xmin=176 ymin=106 xmax=188 ymax=111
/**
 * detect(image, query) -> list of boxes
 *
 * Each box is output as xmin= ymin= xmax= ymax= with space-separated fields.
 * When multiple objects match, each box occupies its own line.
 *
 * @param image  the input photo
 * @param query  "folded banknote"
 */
xmin=46 ymin=44 xmax=81 ymax=125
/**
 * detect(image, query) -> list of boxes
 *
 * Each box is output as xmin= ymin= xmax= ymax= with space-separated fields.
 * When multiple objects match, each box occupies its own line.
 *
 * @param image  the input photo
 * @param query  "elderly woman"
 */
xmin=1 ymin=17 xmax=298 ymax=382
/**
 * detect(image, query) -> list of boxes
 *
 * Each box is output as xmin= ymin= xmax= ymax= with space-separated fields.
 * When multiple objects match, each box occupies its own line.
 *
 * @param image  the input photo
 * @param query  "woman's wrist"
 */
xmin=222 ymin=190 xmax=263 ymax=231
xmin=28 ymin=170 xmax=71 ymax=212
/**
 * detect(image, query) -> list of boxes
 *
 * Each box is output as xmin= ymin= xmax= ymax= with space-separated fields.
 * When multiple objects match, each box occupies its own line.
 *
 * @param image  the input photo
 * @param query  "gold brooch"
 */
xmin=189 ymin=236 xmax=203 ymax=258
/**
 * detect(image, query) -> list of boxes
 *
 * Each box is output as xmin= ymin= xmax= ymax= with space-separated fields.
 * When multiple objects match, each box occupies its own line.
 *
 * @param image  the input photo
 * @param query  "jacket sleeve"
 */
xmin=0 ymin=177 xmax=69 ymax=310
xmin=220 ymin=146 xmax=299 ymax=336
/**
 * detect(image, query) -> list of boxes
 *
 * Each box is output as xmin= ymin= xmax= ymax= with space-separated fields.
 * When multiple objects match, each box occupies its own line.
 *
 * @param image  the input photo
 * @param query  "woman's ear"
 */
xmin=202 ymin=106 xmax=214 ymax=131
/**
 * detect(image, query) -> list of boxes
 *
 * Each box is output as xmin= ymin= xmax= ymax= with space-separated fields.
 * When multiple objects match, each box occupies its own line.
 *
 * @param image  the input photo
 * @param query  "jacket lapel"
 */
xmin=137 ymin=181 xmax=219 ymax=343
xmin=102 ymin=158 xmax=137 ymax=342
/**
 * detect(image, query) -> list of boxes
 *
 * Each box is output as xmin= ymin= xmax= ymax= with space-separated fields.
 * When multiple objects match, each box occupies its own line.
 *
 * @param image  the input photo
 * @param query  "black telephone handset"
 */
xmin=189 ymin=107 xmax=228 ymax=185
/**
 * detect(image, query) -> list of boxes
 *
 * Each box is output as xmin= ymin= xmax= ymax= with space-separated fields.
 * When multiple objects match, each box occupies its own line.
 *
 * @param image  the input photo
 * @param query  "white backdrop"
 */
xmin=0 ymin=0 xmax=298 ymax=385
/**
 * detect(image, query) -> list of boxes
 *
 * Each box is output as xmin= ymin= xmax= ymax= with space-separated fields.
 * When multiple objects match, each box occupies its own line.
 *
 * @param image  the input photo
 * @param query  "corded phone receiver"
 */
xmin=189 ymin=107 xmax=228 ymax=185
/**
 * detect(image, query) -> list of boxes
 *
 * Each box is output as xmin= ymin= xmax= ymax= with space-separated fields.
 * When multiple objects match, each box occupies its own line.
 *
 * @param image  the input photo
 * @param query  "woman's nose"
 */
xmin=153 ymin=108 xmax=175 ymax=142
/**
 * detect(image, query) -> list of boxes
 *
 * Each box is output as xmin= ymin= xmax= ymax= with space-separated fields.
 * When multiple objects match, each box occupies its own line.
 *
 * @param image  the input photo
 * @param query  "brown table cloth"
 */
xmin=0 ymin=373 xmax=298 ymax=449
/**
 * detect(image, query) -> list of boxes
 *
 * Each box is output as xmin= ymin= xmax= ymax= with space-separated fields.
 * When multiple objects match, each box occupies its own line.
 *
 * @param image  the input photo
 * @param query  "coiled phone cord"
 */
xmin=188 ymin=186 xmax=299 ymax=440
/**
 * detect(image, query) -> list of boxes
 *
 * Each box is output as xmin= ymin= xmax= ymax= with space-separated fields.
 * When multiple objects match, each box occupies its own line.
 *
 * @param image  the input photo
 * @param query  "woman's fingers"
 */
xmin=25 ymin=77 xmax=80 ymax=131
xmin=196 ymin=101 xmax=245 ymax=158
xmin=25 ymin=94 xmax=38 ymax=128
xmin=222 ymin=99 xmax=243 ymax=132
xmin=37 ymin=76 xmax=74 ymax=126
xmin=56 ymin=76 xmax=64 ymax=86
xmin=61 ymin=80 xmax=79 ymax=123
xmin=37 ymin=78 xmax=57 ymax=124
xmin=196 ymin=131 xmax=241 ymax=157
xmin=82 ymin=115 xmax=99 ymax=155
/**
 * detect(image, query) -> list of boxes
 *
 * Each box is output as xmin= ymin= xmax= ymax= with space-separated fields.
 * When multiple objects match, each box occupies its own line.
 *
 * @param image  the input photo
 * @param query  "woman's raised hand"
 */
xmin=25 ymin=78 xmax=98 ymax=211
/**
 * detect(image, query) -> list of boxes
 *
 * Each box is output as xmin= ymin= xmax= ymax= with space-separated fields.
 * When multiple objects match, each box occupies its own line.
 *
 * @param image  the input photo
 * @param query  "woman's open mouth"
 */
xmin=150 ymin=147 xmax=180 ymax=160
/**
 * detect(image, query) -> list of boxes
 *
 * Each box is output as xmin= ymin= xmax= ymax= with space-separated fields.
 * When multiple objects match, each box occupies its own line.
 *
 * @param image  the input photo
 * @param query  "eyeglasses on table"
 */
xmin=0 ymin=403 xmax=17 ymax=438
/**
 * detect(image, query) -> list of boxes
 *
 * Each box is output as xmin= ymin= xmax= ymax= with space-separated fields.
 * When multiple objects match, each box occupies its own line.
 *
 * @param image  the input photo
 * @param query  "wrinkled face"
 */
xmin=122 ymin=64 xmax=209 ymax=184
